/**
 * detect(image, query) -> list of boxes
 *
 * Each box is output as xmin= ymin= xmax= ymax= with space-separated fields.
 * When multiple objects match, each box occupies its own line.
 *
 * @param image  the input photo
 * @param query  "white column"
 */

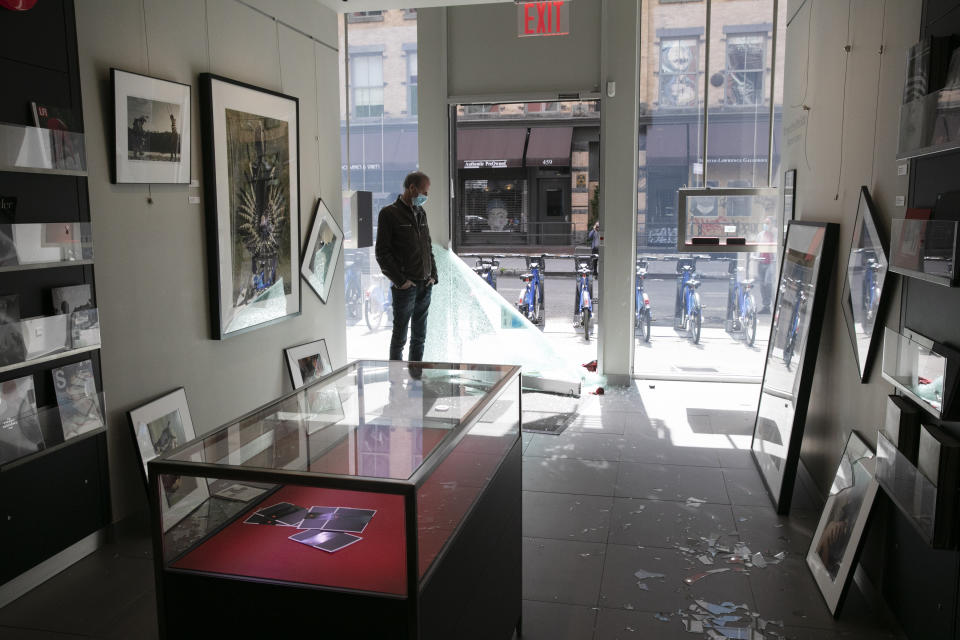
xmin=598 ymin=0 xmax=640 ymax=384
xmin=416 ymin=7 xmax=451 ymax=245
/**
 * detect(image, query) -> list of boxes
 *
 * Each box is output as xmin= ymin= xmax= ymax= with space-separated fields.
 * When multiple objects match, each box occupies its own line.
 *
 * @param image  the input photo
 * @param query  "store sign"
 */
xmin=517 ymin=1 xmax=570 ymax=38
xmin=463 ymin=159 xmax=508 ymax=169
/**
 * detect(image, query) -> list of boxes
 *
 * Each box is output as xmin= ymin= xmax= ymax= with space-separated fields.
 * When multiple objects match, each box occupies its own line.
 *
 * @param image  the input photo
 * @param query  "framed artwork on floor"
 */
xmin=840 ymin=187 xmax=891 ymax=382
xmin=199 ymin=73 xmax=301 ymax=339
xmin=128 ymin=387 xmax=208 ymax=531
xmin=301 ymin=199 xmax=344 ymax=303
xmin=806 ymin=431 xmax=879 ymax=617
xmin=751 ymin=221 xmax=838 ymax=514
xmin=111 ymin=69 xmax=191 ymax=184
xmin=285 ymin=339 xmax=333 ymax=388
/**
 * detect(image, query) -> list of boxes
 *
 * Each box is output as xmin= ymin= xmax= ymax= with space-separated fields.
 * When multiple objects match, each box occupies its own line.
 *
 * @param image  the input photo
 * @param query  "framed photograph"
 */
xmin=285 ymin=339 xmax=332 ymax=388
xmin=751 ymin=221 xmax=838 ymax=514
xmin=806 ymin=431 xmax=879 ymax=617
xmin=199 ymin=73 xmax=301 ymax=339
xmin=111 ymin=69 xmax=191 ymax=184
xmin=301 ymin=199 xmax=344 ymax=303
xmin=840 ymin=187 xmax=891 ymax=382
xmin=128 ymin=387 xmax=209 ymax=531
xmin=51 ymin=359 xmax=104 ymax=440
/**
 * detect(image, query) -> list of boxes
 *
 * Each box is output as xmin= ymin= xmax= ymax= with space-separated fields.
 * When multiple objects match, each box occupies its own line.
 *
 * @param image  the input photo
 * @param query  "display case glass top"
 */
xmin=164 ymin=360 xmax=518 ymax=481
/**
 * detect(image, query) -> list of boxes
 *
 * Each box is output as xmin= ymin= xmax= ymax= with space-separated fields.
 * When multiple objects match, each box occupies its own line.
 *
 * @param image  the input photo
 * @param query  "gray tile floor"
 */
xmin=0 ymin=382 xmax=902 ymax=640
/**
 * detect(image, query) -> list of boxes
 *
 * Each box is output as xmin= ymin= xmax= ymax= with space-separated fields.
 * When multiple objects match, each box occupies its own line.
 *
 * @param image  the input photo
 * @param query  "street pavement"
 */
xmin=346 ymin=254 xmax=773 ymax=381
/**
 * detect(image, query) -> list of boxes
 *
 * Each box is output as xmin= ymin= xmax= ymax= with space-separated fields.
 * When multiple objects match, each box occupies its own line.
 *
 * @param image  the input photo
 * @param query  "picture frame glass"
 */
xmin=301 ymin=199 xmax=344 ymax=303
xmin=112 ymin=69 xmax=191 ymax=184
xmin=204 ymin=75 xmax=300 ymax=337
xmin=285 ymin=339 xmax=333 ymax=388
xmin=128 ymin=388 xmax=206 ymax=531
xmin=841 ymin=187 xmax=889 ymax=381
xmin=752 ymin=223 xmax=831 ymax=510
xmin=806 ymin=431 xmax=878 ymax=615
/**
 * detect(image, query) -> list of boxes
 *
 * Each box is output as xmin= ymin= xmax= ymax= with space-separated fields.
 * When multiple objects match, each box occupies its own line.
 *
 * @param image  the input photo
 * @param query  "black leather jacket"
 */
xmin=375 ymin=197 xmax=438 ymax=287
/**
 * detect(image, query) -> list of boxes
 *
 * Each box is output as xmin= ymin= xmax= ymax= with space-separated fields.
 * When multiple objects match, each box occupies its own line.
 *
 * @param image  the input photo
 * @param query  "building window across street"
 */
xmin=725 ymin=33 xmax=766 ymax=105
xmin=407 ymin=50 xmax=418 ymax=116
xmin=352 ymin=54 xmax=384 ymax=117
xmin=659 ymin=38 xmax=699 ymax=108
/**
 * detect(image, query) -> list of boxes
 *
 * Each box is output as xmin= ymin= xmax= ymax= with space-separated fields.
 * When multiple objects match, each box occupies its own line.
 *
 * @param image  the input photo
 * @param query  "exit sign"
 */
xmin=517 ymin=1 xmax=570 ymax=38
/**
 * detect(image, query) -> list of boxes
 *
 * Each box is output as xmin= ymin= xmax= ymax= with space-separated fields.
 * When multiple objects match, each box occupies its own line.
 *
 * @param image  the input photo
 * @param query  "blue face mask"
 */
xmin=413 ymin=194 xmax=428 ymax=207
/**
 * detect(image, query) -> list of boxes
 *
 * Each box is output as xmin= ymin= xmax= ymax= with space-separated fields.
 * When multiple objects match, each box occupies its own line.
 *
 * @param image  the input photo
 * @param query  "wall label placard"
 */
xmin=517 ymin=1 xmax=570 ymax=38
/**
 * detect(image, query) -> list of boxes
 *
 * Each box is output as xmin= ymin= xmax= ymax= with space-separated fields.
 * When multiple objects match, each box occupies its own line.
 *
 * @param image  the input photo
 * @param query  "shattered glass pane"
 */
xmin=423 ymin=245 xmax=585 ymax=389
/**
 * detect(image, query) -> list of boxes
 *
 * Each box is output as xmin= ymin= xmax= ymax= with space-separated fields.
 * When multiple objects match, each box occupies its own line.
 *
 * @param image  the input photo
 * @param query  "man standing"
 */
xmin=375 ymin=171 xmax=438 ymax=361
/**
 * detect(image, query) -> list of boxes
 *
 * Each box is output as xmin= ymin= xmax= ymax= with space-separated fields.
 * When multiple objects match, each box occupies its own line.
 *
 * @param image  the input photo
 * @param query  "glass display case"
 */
xmin=149 ymin=360 xmax=522 ymax=640
xmin=889 ymin=218 xmax=958 ymax=286
xmin=0 ymin=122 xmax=87 ymax=175
xmin=877 ymin=426 xmax=960 ymax=549
xmin=881 ymin=328 xmax=960 ymax=419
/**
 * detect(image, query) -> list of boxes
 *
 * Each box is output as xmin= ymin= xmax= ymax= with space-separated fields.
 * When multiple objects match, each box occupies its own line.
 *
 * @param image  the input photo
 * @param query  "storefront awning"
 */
xmin=457 ymin=128 xmax=526 ymax=169
xmin=341 ymin=127 xmax=418 ymax=172
xmin=642 ymin=118 xmax=782 ymax=165
xmin=525 ymin=126 xmax=573 ymax=168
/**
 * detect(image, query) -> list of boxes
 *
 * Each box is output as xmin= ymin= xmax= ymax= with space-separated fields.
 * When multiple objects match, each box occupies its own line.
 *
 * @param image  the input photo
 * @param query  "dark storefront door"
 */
xmin=537 ymin=178 xmax=570 ymax=245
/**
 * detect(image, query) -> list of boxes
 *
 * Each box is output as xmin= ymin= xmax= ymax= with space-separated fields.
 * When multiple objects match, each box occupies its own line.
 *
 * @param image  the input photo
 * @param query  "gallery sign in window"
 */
xmin=517 ymin=1 xmax=570 ymax=38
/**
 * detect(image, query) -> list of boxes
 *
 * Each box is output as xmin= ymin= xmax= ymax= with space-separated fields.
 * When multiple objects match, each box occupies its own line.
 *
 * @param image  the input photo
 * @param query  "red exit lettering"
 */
xmin=520 ymin=1 xmax=567 ymax=37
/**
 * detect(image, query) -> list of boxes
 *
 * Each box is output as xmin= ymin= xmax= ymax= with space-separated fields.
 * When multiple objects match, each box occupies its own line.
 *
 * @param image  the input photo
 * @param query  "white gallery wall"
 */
xmin=74 ymin=0 xmax=344 ymax=521
xmin=780 ymin=0 xmax=920 ymax=491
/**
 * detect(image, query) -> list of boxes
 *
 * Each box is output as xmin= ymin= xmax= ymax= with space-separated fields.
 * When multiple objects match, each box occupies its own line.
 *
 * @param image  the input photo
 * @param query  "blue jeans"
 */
xmin=390 ymin=281 xmax=432 ymax=361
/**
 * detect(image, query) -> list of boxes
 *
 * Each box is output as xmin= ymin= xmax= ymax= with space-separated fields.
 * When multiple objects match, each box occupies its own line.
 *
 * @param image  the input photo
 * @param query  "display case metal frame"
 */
xmin=148 ymin=359 xmax=522 ymax=640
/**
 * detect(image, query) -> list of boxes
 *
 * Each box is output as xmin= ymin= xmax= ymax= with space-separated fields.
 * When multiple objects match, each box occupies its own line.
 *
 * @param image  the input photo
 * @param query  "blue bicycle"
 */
xmin=345 ymin=256 xmax=363 ymax=323
xmin=365 ymin=273 xmax=394 ymax=331
xmin=674 ymin=258 xmax=702 ymax=344
xmin=574 ymin=256 xmax=594 ymax=340
xmin=517 ymin=254 xmax=546 ymax=326
xmin=780 ymin=276 xmax=807 ymax=370
xmin=635 ymin=259 xmax=651 ymax=342
xmin=726 ymin=261 xmax=757 ymax=347
xmin=473 ymin=256 xmax=501 ymax=290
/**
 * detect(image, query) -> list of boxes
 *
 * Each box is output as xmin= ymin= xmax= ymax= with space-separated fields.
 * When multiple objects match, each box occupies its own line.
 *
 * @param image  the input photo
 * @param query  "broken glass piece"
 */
xmin=638 ymin=583 xmax=649 ymax=591
xmin=624 ymin=603 xmax=635 ymax=610
xmin=634 ymin=569 xmax=666 ymax=580
xmin=751 ymin=552 xmax=767 ymax=569
xmin=654 ymin=613 xmax=671 ymax=622
xmin=695 ymin=601 xmax=738 ymax=615
xmin=773 ymin=551 xmax=787 ymax=561
xmin=684 ymin=619 xmax=705 ymax=633
xmin=698 ymin=554 xmax=714 ymax=565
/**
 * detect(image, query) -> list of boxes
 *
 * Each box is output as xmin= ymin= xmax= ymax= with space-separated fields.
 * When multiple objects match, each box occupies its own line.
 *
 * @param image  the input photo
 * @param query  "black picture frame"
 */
xmin=840 ymin=187 xmax=891 ymax=382
xmin=751 ymin=221 xmax=839 ymax=514
xmin=301 ymin=199 xmax=344 ymax=303
xmin=806 ymin=431 xmax=879 ymax=617
xmin=782 ymin=169 xmax=797 ymax=245
xmin=199 ymin=73 xmax=302 ymax=339
xmin=111 ymin=68 xmax=191 ymax=184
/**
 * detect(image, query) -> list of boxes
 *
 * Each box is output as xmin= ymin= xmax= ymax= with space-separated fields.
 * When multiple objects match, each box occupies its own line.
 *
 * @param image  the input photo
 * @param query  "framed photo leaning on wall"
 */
xmin=111 ymin=69 xmax=191 ymax=184
xmin=199 ymin=73 xmax=301 ymax=339
xmin=285 ymin=338 xmax=333 ymax=388
xmin=301 ymin=199 xmax=343 ymax=303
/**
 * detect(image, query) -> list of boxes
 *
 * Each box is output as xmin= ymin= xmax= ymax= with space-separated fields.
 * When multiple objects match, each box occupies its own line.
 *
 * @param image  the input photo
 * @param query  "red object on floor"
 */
xmin=583 ymin=360 xmax=597 ymax=372
xmin=172 ymin=485 xmax=408 ymax=595
xmin=591 ymin=387 xmax=605 ymax=395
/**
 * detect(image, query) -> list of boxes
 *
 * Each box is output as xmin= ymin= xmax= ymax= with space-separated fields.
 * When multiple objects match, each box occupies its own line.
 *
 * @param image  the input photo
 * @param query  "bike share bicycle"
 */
xmin=725 ymin=259 xmax=758 ymax=347
xmin=779 ymin=275 xmax=807 ymax=370
xmin=344 ymin=254 xmax=363 ymax=323
xmin=674 ymin=257 xmax=703 ymax=344
xmin=574 ymin=255 xmax=594 ymax=341
xmin=517 ymin=254 xmax=546 ymax=326
xmin=635 ymin=258 xmax=651 ymax=342
xmin=473 ymin=256 xmax=501 ymax=290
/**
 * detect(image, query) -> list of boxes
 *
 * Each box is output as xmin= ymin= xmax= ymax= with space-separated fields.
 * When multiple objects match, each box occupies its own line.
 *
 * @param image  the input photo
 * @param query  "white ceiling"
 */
xmin=317 ymin=0 xmax=510 ymax=14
